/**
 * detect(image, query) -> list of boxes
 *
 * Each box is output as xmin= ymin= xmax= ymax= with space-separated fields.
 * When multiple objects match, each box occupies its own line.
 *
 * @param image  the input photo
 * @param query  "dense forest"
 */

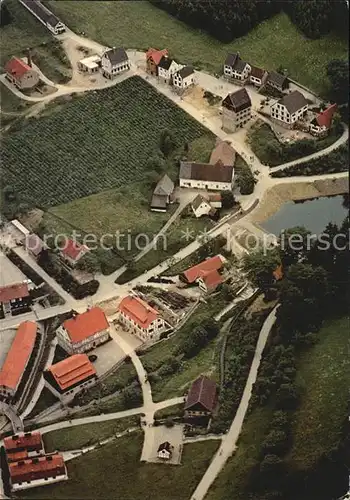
xmin=151 ymin=0 xmax=349 ymax=42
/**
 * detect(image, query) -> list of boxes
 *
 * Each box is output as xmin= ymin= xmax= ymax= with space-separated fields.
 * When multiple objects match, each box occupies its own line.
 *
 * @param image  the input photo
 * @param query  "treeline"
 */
xmin=243 ymin=217 xmax=350 ymax=499
xmin=151 ymin=0 xmax=348 ymax=42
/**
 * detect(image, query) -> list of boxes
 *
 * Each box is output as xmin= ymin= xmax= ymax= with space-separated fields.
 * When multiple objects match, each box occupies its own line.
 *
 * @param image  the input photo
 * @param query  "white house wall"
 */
xmin=180 ymin=178 xmax=232 ymax=191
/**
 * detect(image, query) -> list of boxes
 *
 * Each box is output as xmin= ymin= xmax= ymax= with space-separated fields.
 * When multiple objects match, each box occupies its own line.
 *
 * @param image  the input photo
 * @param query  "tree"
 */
xmin=279 ymin=226 xmax=312 ymax=267
xmin=276 ymin=383 xmax=299 ymax=410
xmin=262 ymin=430 xmax=288 ymax=455
xmin=260 ymin=454 xmax=284 ymax=475
xmin=146 ymin=154 xmax=166 ymax=174
xmin=243 ymin=249 xmax=281 ymax=289
xmin=159 ymin=129 xmax=175 ymax=157
xmin=285 ymin=0 xmax=333 ymax=39
xmin=327 ymin=59 xmax=349 ymax=104
xmin=3 ymin=185 xmax=16 ymax=202
xmin=221 ymin=190 xmax=235 ymax=209
xmin=76 ymin=252 xmax=100 ymax=273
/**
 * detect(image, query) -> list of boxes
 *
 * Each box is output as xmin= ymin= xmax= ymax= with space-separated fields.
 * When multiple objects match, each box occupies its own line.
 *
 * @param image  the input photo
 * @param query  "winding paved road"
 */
xmin=190 ymin=305 xmax=279 ymax=500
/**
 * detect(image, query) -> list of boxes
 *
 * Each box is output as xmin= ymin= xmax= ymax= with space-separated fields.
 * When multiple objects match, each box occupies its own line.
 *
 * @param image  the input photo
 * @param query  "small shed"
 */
xmin=77 ymin=55 xmax=101 ymax=74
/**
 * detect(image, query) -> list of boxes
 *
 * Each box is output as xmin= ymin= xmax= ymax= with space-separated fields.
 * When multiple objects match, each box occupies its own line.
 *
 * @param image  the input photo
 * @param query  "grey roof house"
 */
xmin=150 ymin=174 xmax=175 ymax=212
xmin=266 ymin=71 xmax=289 ymax=92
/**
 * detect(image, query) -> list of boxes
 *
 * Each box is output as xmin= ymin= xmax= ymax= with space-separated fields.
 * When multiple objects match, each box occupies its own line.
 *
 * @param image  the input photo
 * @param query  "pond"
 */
xmin=261 ymin=194 xmax=348 ymax=236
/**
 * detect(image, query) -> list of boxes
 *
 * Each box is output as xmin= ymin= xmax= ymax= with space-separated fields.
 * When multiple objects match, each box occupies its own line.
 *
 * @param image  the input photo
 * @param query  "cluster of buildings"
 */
xmin=4 ymin=431 xmax=67 ymax=492
xmin=146 ymin=47 xmax=195 ymax=92
xmin=181 ymin=255 xmax=226 ymax=293
xmin=77 ymin=46 xmax=130 ymax=80
xmin=0 ymin=281 xmax=32 ymax=318
xmin=0 ymin=321 xmax=38 ymax=403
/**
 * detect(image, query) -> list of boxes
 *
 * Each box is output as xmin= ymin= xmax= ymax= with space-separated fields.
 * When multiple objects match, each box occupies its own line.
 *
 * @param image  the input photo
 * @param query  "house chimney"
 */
xmin=27 ymin=48 xmax=32 ymax=68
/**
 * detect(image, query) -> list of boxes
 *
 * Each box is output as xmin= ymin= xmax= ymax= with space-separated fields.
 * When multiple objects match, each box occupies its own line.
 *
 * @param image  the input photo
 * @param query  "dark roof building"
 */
xmin=250 ymin=65 xmax=266 ymax=80
xmin=278 ymin=90 xmax=308 ymax=114
xmin=103 ymin=47 xmax=128 ymax=66
xmin=185 ymin=376 xmax=217 ymax=414
xmin=153 ymin=174 xmax=174 ymax=196
xmin=157 ymin=442 xmax=172 ymax=453
xmin=177 ymin=66 xmax=194 ymax=79
xmin=224 ymin=52 xmax=248 ymax=73
xmin=179 ymin=162 xmax=234 ymax=184
xmin=266 ymin=71 xmax=288 ymax=90
xmin=158 ymin=56 xmax=173 ymax=71
xmin=222 ymin=88 xmax=251 ymax=112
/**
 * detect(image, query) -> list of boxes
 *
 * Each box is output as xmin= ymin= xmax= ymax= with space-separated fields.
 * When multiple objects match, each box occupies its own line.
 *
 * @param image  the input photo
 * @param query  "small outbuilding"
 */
xmin=77 ymin=55 xmax=101 ymax=74
xmin=157 ymin=441 xmax=173 ymax=460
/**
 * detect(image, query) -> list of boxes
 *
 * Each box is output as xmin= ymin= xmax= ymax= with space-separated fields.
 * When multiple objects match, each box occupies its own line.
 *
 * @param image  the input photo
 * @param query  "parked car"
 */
xmin=88 ymin=355 xmax=98 ymax=362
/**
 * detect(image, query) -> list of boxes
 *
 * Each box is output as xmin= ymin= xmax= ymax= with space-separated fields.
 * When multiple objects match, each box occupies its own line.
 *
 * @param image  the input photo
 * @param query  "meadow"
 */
xmin=2 ymin=76 xmax=212 ymax=208
xmin=21 ymin=433 xmax=219 ymax=500
xmin=47 ymin=1 xmax=348 ymax=95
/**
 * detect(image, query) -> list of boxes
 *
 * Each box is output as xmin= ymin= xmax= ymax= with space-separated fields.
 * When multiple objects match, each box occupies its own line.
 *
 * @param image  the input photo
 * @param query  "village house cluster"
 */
xmin=4 ymin=431 xmax=67 ymax=492
xmin=146 ymin=47 xmax=195 ymax=92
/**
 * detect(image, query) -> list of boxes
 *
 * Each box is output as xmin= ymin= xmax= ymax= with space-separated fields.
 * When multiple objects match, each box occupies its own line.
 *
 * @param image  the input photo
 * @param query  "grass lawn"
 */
xmin=21 ymin=432 xmax=219 ymax=500
xmin=206 ymin=406 xmax=273 ymax=500
xmin=0 ymin=82 xmax=32 ymax=114
xmin=140 ymin=292 xmax=229 ymax=402
xmin=2 ymin=76 xmax=211 ymax=209
xmin=48 ymin=2 xmax=347 ymax=95
xmin=43 ymin=416 xmax=139 ymax=452
xmin=286 ymin=315 xmax=350 ymax=470
xmin=1 ymin=0 xmax=71 ymax=83
xmin=248 ymin=121 xmax=343 ymax=166
xmin=154 ymin=403 xmax=184 ymax=420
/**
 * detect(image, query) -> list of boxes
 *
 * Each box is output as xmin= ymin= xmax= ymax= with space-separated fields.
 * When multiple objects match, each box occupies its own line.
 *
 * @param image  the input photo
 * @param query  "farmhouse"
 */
xmin=0 ymin=321 xmax=37 ymax=402
xmin=5 ymin=57 xmax=39 ymax=90
xmin=191 ymin=195 xmax=212 ymax=218
xmin=157 ymin=56 xmax=182 ymax=83
xmin=157 ymin=442 xmax=173 ymax=460
xmin=209 ymin=140 xmax=236 ymax=167
xmin=309 ymin=103 xmax=337 ymax=137
xmin=0 ymin=282 xmax=31 ymax=317
xmin=266 ymin=71 xmax=289 ymax=92
xmin=181 ymin=255 xmax=224 ymax=285
xmin=9 ymin=454 xmax=68 ymax=492
xmin=172 ymin=66 xmax=195 ymax=91
xmin=19 ymin=0 xmax=66 ymax=35
xmin=184 ymin=376 xmax=217 ymax=417
xmin=78 ymin=55 xmax=101 ymax=74
xmin=56 ymin=307 xmax=110 ymax=354
xmin=60 ymin=239 xmax=89 ymax=267
xmin=223 ymin=53 xmax=251 ymax=82
xmin=146 ymin=48 xmax=168 ymax=76
xmin=197 ymin=269 xmax=223 ymax=293
xmin=179 ymin=162 xmax=234 ymax=191
xmin=249 ymin=65 xmax=268 ymax=87
xmin=44 ymin=354 xmax=97 ymax=403
xmin=4 ymin=432 xmax=44 ymax=463
xmin=118 ymin=295 xmax=166 ymax=342
xmin=270 ymin=90 xmax=308 ymax=128
xmin=222 ymin=88 xmax=252 ymax=133
xmin=101 ymin=47 xmax=130 ymax=79
xmin=150 ymin=174 xmax=175 ymax=212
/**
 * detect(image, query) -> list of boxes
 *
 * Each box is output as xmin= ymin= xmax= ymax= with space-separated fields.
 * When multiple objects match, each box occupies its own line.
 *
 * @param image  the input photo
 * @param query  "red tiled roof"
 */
xmin=47 ymin=354 xmax=96 ymax=391
xmin=208 ymin=193 xmax=222 ymax=202
xmin=5 ymin=57 xmax=31 ymax=79
xmin=6 ymin=450 xmax=29 ymax=462
xmin=185 ymin=376 xmax=217 ymax=412
xmin=316 ymin=103 xmax=337 ymax=129
xmin=9 ymin=454 xmax=66 ymax=483
xmin=4 ymin=432 xmax=43 ymax=453
xmin=0 ymin=282 xmax=29 ymax=303
xmin=183 ymin=256 xmax=223 ymax=284
xmin=119 ymin=295 xmax=159 ymax=329
xmin=63 ymin=307 xmax=109 ymax=344
xmin=61 ymin=239 xmax=88 ymax=261
xmin=199 ymin=269 xmax=223 ymax=290
xmin=0 ymin=322 xmax=37 ymax=391
xmin=273 ymin=265 xmax=283 ymax=281
xmin=146 ymin=47 xmax=168 ymax=65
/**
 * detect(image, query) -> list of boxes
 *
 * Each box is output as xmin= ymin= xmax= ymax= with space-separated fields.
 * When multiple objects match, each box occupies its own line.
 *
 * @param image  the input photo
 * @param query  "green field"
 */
xmin=287 ymin=315 xmax=350 ymax=469
xmin=43 ymin=416 xmax=139 ymax=452
xmin=48 ymin=1 xmax=347 ymax=95
xmin=1 ymin=0 xmax=71 ymax=83
xmin=22 ymin=433 xmax=219 ymax=500
xmin=2 ymin=76 xmax=211 ymax=209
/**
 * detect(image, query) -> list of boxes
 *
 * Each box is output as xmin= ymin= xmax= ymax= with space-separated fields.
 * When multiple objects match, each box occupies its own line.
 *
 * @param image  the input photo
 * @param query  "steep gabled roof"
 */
xmin=250 ymin=65 xmax=266 ymax=79
xmin=5 ymin=57 xmax=31 ymax=79
xmin=47 ymin=354 xmax=96 ymax=391
xmin=104 ymin=47 xmax=128 ymax=65
xmin=315 ymin=103 xmax=337 ymax=128
xmin=61 ymin=239 xmax=89 ymax=262
xmin=119 ymin=295 xmax=160 ymax=329
xmin=153 ymin=174 xmax=174 ymax=196
xmin=191 ymin=194 xmax=210 ymax=211
xmin=157 ymin=441 xmax=172 ymax=452
xmin=277 ymin=90 xmax=308 ymax=114
xmin=158 ymin=56 xmax=173 ymax=71
xmin=9 ymin=454 xmax=66 ymax=483
xmin=183 ymin=255 xmax=224 ymax=284
xmin=177 ymin=66 xmax=194 ymax=79
xmin=222 ymin=88 xmax=251 ymax=112
xmin=146 ymin=48 xmax=168 ymax=65
xmin=63 ymin=307 xmax=109 ymax=344
xmin=185 ymin=376 xmax=217 ymax=412
xmin=209 ymin=141 xmax=236 ymax=166
xmin=4 ymin=432 xmax=43 ymax=454
xmin=267 ymin=71 xmax=288 ymax=88
xmin=198 ymin=269 xmax=223 ymax=290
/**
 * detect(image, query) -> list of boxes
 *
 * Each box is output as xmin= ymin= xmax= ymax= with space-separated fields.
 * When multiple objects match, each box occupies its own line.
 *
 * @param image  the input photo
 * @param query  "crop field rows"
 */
xmin=2 ymin=76 xmax=210 ymax=208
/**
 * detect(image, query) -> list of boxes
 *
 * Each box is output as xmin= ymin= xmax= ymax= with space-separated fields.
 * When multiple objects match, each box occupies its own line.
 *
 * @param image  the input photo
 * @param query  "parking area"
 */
xmin=142 ymin=424 xmax=185 ymax=465
xmin=0 ymin=251 xmax=27 ymax=286
xmin=0 ymin=328 xmax=17 ymax=368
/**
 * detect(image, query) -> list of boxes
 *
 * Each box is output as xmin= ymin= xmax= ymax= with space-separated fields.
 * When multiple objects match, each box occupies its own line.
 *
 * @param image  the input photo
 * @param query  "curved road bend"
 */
xmin=190 ymin=305 xmax=279 ymax=500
